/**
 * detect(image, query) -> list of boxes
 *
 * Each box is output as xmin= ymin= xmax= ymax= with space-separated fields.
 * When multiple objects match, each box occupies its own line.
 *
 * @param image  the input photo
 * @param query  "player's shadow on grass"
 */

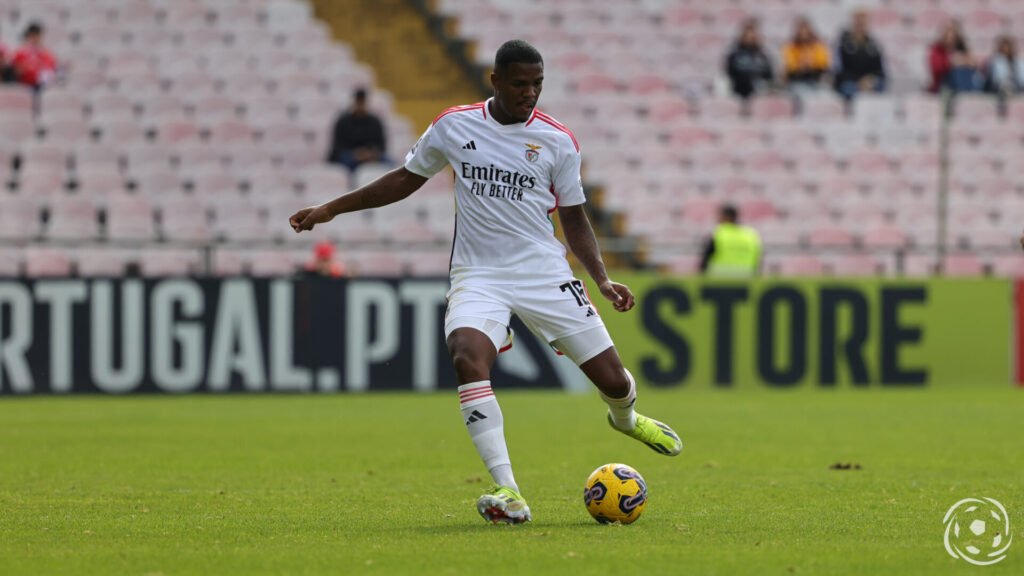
xmin=418 ymin=518 xmax=602 ymax=533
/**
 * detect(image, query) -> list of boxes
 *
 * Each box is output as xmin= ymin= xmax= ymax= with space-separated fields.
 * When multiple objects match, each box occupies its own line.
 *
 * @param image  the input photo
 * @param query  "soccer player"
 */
xmin=290 ymin=40 xmax=682 ymax=524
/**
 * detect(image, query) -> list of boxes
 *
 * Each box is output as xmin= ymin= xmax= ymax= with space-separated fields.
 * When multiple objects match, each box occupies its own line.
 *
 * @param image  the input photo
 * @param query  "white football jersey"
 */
xmin=405 ymin=98 xmax=585 ymax=284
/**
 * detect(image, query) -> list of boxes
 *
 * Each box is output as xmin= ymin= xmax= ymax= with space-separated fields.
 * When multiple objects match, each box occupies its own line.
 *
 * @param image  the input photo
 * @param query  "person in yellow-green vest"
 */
xmin=699 ymin=204 xmax=762 ymax=276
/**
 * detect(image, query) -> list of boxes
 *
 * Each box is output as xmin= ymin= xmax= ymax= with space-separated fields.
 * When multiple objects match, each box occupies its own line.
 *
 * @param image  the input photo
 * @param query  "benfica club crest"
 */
xmin=525 ymin=143 xmax=542 ymax=162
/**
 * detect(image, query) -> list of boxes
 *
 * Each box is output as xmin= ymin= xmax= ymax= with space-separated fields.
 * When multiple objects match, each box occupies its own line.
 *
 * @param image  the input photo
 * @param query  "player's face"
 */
xmin=492 ymin=62 xmax=543 ymax=123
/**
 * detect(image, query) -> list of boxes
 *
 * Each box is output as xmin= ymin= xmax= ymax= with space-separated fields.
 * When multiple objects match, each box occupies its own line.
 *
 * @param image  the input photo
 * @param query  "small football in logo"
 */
xmin=943 ymin=497 xmax=1012 ymax=566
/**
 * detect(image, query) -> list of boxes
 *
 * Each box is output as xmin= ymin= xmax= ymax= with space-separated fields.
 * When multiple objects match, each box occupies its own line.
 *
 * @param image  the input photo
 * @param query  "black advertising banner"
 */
xmin=0 ymin=278 xmax=580 ymax=394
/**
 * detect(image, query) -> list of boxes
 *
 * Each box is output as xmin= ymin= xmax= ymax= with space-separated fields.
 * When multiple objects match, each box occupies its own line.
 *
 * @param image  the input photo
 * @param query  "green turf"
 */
xmin=1 ymin=387 xmax=1022 ymax=575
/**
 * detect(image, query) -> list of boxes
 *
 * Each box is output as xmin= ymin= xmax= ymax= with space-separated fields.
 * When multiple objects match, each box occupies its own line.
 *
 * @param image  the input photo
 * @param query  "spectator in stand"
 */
xmin=834 ymin=9 xmax=886 ymax=99
xmin=0 ymin=25 xmax=12 ymax=83
xmin=929 ymin=21 xmax=980 ymax=93
xmin=726 ymin=20 xmax=774 ymax=100
xmin=328 ymin=88 xmax=387 ymax=172
xmin=782 ymin=18 xmax=831 ymax=91
xmin=984 ymin=36 xmax=1024 ymax=95
xmin=699 ymin=205 xmax=762 ymax=277
xmin=305 ymin=241 xmax=346 ymax=278
xmin=10 ymin=22 xmax=57 ymax=89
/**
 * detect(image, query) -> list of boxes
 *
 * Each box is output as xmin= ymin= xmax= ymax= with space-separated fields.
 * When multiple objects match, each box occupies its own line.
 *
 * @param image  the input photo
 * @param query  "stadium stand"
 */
xmin=432 ymin=0 xmax=1024 ymax=277
xmin=0 ymin=0 xmax=1021 ymax=278
xmin=0 ymin=0 xmax=445 ymax=278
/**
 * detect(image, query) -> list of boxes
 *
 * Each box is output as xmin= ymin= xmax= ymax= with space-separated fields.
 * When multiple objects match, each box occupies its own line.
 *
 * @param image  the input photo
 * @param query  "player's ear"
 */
xmin=490 ymin=71 xmax=499 ymax=92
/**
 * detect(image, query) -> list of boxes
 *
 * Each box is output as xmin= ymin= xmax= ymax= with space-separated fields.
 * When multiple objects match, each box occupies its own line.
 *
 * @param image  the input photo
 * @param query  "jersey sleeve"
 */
xmin=551 ymin=142 xmax=586 ymax=207
xmin=404 ymin=121 xmax=448 ymax=179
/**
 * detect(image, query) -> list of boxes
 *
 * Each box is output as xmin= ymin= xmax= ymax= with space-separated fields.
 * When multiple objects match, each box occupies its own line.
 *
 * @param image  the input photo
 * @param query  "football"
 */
xmin=583 ymin=463 xmax=648 ymax=524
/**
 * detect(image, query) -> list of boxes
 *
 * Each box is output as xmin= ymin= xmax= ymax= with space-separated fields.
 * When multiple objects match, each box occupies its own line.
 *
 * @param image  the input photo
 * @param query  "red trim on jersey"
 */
xmin=498 ymin=342 xmax=513 ymax=353
xmin=547 ymin=184 xmax=558 ymax=214
xmin=432 ymin=102 xmax=486 ymax=126
xmin=533 ymin=110 xmax=579 ymax=152
xmin=524 ymin=107 xmax=537 ymax=126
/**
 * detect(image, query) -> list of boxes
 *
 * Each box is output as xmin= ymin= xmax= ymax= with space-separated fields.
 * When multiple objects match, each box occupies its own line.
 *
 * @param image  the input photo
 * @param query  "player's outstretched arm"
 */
xmin=289 ymin=167 xmax=428 ymax=233
xmin=558 ymin=204 xmax=634 ymax=312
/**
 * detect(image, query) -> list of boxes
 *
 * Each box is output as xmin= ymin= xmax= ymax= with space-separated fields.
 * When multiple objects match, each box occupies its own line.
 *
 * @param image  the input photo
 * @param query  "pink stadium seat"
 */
xmin=208 ymin=120 xmax=254 ymax=145
xmin=126 ymin=147 xmax=173 ymax=173
xmin=750 ymin=96 xmax=794 ymax=121
xmin=160 ymin=198 xmax=213 ymax=242
xmin=406 ymin=250 xmax=451 ymax=277
xmin=353 ymin=251 xmax=405 ymax=277
xmin=0 ymin=247 xmax=22 ymax=277
xmin=96 ymin=119 xmax=146 ymax=144
xmin=41 ymin=90 xmax=86 ymax=120
xmin=953 ymin=95 xmax=1000 ymax=124
xmin=134 ymin=168 xmax=184 ymax=196
xmin=24 ymin=247 xmax=73 ymax=278
xmin=0 ymin=117 xmax=36 ymax=144
xmin=777 ymin=255 xmax=827 ymax=277
xmin=76 ymin=248 xmax=134 ymax=277
xmin=807 ymin=227 xmax=856 ymax=248
xmin=139 ymin=249 xmax=201 ymax=277
xmin=832 ymin=254 xmax=881 ymax=276
xmin=189 ymin=169 xmax=240 ymax=195
xmin=189 ymin=94 xmax=238 ymax=121
xmin=0 ymin=197 xmax=41 ymax=239
xmin=248 ymin=250 xmax=298 ymax=276
xmin=943 ymin=253 xmax=985 ymax=277
xmin=799 ymin=96 xmax=847 ymax=121
xmin=574 ymin=74 xmax=619 ymax=93
xmin=155 ymin=120 xmax=202 ymax=144
xmin=212 ymin=249 xmax=246 ymax=276
xmin=0 ymin=85 xmax=34 ymax=114
xmin=106 ymin=197 xmax=157 ymax=241
xmin=991 ymin=255 xmax=1024 ymax=278
xmin=76 ymin=168 xmax=127 ymax=198
xmin=76 ymin=144 xmax=122 ymax=173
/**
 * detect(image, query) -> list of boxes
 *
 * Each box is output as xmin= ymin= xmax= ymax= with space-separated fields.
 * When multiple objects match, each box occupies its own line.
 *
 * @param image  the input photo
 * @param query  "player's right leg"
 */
xmin=446 ymin=327 xmax=531 ymax=524
xmin=444 ymin=285 xmax=530 ymax=524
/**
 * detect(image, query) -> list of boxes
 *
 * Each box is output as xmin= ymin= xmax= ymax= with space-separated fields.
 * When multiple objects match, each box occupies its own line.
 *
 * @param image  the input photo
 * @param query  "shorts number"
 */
xmin=559 ymin=280 xmax=590 ymax=307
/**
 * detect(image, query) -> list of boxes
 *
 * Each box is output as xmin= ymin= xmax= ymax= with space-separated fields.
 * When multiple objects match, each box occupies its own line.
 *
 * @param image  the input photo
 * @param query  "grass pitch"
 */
xmin=1 ymin=386 xmax=1022 ymax=575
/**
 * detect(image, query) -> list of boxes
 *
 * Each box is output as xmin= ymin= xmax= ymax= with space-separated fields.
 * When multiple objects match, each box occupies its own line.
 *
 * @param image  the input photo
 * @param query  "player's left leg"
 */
xmin=575 ymin=344 xmax=682 ymax=456
xmin=515 ymin=280 xmax=682 ymax=456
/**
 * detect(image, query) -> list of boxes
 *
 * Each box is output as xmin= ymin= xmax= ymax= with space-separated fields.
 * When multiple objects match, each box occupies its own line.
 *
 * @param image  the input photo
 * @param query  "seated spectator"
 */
xmin=834 ymin=10 xmax=886 ymax=99
xmin=929 ymin=21 xmax=980 ymax=93
xmin=699 ymin=205 xmax=762 ymax=277
xmin=305 ymin=241 xmax=346 ymax=277
xmin=782 ymin=18 xmax=831 ymax=90
xmin=984 ymin=36 xmax=1024 ymax=95
xmin=10 ymin=22 xmax=57 ymax=89
xmin=328 ymin=88 xmax=388 ymax=172
xmin=0 ymin=25 xmax=11 ymax=83
xmin=726 ymin=20 xmax=774 ymax=99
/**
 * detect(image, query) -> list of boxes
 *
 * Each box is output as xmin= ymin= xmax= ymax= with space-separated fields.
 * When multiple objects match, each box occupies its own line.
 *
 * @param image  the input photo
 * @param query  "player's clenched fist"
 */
xmin=599 ymin=280 xmax=635 ymax=312
xmin=289 ymin=205 xmax=334 ymax=232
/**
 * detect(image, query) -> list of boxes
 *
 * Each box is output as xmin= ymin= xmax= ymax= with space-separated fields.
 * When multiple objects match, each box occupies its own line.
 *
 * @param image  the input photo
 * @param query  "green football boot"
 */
xmin=609 ymin=413 xmax=683 ymax=456
xmin=476 ymin=486 xmax=532 ymax=524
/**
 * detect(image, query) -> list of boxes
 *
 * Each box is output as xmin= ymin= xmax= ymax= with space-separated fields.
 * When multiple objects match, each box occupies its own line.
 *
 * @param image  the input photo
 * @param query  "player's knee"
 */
xmin=599 ymin=369 xmax=631 ymax=398
xmin=450 ymin=350 xmax=490 ymax=383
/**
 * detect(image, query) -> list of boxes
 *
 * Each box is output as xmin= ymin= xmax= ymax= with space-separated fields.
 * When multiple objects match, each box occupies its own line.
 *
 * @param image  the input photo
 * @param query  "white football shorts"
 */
xmin=443 ymin=277 xmax=614 ymax=365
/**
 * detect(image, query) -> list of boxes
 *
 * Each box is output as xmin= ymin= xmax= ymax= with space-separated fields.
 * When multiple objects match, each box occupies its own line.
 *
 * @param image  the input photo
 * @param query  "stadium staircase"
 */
xmin=307 ymin=0 xmax=481 ymax=130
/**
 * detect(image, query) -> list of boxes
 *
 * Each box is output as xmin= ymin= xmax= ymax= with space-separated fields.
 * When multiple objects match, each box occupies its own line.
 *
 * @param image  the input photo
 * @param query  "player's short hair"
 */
xmin=721 ymin=204 xmax=739 ymax=222
xmin=494 ymin=40 xmax=543 ymax=73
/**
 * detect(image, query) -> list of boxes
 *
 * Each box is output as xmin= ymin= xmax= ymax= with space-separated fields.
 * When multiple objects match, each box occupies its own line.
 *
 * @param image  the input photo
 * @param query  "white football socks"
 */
xmin=600 ymin=368 xmax=638 ymax=431
xmin=459 ymin=381 xmax=519 ymax=492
